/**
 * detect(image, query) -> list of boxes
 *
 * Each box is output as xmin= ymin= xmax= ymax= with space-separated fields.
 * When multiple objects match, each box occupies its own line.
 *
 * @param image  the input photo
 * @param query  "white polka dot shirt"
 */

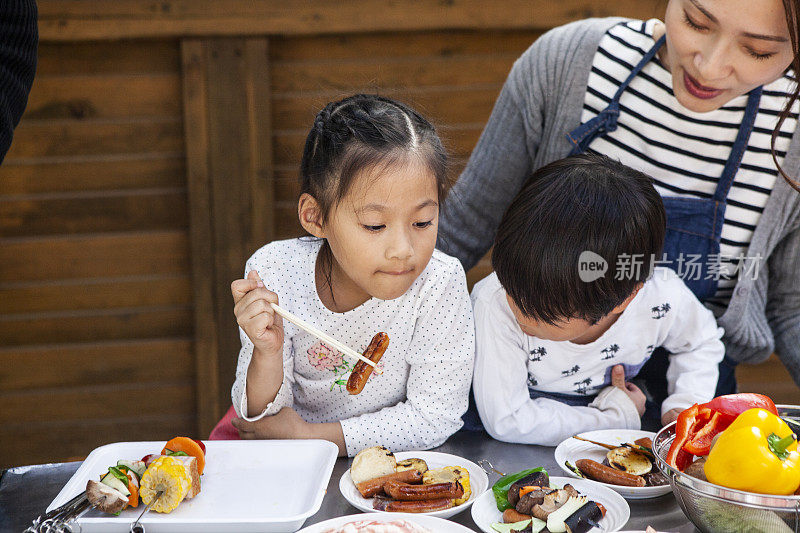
xmin=231 ymin=238 xmax=475 ymax=456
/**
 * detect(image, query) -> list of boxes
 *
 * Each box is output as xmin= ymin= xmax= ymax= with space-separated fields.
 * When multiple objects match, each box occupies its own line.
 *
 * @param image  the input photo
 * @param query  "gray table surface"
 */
xmin=0 ymin=431 xmax=698 ymax=532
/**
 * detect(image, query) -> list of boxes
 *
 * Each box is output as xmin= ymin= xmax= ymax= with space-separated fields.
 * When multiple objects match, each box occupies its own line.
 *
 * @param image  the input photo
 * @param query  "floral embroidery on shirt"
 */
xmin=307 ymin=341 xmax=345 ymax=371
xmin=307 ymin=341 xmax=353 ymax=390
xmin=307 ymin=340 xmax=384 ymax=391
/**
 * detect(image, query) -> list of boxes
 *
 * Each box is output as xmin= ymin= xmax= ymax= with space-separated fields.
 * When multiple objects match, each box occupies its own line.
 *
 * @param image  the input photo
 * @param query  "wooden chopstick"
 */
xmin=270 ymin=302 xmax=383 ymax=374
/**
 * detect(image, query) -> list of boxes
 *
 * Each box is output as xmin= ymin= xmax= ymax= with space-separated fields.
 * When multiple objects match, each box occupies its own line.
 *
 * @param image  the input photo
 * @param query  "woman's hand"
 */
xmin=231 ymin=270 xmax=284 ymax=359
xmin=611 ymin=365 xmax=646 ymax=416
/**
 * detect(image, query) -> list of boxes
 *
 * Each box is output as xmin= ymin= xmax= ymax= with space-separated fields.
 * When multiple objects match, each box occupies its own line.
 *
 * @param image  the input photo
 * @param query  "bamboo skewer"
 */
xmin=571 ymin=435 xmax=618 ymax=450
xmin=571 ymin=435 xmax=655 ymax=459
xmin=270 ymin=302 xmax=383 ymax=374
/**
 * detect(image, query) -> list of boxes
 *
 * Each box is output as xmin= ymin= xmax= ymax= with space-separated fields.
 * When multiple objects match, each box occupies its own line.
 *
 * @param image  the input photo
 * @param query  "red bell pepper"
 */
xmin=666 ymin=394 xmax=779 ymax=471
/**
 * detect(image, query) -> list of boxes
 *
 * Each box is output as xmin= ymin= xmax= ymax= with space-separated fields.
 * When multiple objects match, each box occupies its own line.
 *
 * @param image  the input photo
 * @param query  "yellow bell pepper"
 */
xmin=704 ymin=408 xmax=800 ymax=495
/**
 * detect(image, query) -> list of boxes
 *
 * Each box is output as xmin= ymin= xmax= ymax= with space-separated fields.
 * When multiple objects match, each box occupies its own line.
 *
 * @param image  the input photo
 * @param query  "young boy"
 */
xmin=472 ymin=153 xmax=724 ymax=445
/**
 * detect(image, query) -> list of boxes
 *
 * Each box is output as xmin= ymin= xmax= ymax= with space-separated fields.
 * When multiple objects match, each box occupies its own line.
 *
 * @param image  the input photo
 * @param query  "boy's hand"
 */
xmin=231 ymin=270 xmax=284 ymax=358
xmin=661 ymin=408 xmax=682 ymax=426
xmin=611 ymin=365 xmax=646 ymax=416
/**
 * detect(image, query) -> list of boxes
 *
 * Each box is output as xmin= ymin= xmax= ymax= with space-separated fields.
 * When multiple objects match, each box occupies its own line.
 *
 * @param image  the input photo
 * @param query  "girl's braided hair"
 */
xmin=300 ymin=93 xmax=449 ymax=218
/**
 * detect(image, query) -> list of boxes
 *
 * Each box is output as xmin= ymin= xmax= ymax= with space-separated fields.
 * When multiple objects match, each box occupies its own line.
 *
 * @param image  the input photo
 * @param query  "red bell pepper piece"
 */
xmin=193 ymin=438 xmax=206 ymax=454
xmin=683 ymin=411 xmax=724 ymax=455
xmin=700 ymin=393 xmax=777 ymax=426
xmin=666 ymin=404 xmax=701 ymax=470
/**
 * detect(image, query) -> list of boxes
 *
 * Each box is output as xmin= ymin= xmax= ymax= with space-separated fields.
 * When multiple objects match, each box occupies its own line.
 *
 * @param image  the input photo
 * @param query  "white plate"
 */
xmin=554 ymin=429 xmax=672 ymax=499
xmin=298 ymin=512 xmax=475 ymax=532
xmin=48 ymin=439 xmax=338 ymax=532
xmin=471 ymin=476 xmax=630 ymax=533
xmin=339 ymin=450 xmax=489 ymax=519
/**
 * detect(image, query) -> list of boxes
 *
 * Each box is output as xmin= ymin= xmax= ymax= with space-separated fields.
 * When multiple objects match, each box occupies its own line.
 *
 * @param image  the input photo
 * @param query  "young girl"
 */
xmin=209 ymin=94 xmax=475 ymax=457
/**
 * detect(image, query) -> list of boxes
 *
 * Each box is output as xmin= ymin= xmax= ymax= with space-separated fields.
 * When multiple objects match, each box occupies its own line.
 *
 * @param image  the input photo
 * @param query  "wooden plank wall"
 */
xmin=0 ymin=0 xmax=796 ymax=468
xmin=0 ymin=40 xmax=195 ymax=466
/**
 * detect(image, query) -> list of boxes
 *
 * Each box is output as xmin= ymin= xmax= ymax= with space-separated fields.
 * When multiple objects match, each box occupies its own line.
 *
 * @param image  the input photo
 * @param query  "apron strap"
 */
xmin=567 ymin=35 xmax=666 ymax=154
xmin=713 ymin=86 xmax=762 ymax=202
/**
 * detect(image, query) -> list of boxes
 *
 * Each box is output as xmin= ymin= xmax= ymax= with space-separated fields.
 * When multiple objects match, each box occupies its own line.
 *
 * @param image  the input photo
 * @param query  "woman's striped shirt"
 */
xmin=583 ymin=19 xmax=798 ymax=315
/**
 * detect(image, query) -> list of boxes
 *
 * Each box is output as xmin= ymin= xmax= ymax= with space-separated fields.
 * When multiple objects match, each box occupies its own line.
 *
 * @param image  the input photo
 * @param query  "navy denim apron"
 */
xmin=565 ymin=35 xmax=761 ymax=397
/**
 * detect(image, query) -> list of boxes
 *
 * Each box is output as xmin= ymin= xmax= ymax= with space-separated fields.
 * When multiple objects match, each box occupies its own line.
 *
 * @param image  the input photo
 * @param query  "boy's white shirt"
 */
xmin=471 ymin=268 xmax=724 ymax=446
xmin=231 ymin=238 xmax=475 ymax=456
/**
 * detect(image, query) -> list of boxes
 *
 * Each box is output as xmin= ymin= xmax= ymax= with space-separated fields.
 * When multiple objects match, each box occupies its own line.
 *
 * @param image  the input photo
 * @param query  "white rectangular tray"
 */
xmin=48 ymin=439 xmax=339 ymax=532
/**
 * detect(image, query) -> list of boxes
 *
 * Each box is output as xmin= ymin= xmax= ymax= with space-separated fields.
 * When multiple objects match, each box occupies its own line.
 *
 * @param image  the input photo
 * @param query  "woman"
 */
xmin=439 ymin=0 xmax=800 ymax=408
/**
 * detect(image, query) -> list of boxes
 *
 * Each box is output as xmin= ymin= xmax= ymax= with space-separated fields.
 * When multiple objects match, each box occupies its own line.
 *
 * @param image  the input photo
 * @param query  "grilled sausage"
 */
xmin=355 ymin=469 xmax=423 ymax=498
xmin=575 ymin=459 xmax=646 ymax=487
xmin=373 ymin=495 xmax=455 ymax=513
xmin=383 ymin=480 xmax=463 ymax=501
xmin=346 ymin=332 xmax=389 ymax=395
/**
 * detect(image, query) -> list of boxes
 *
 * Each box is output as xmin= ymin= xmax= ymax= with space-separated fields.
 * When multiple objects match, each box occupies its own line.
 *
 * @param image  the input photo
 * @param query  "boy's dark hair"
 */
xmin=492 ymin=152 xmax=666 ymax=325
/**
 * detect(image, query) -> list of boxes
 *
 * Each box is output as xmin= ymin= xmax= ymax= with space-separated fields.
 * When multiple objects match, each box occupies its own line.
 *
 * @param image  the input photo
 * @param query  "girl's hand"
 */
xmin=231 ymin=270 xmax=284 ymax=358
xmin=231 ymin=408 xmax=347 ymax=455
xmin=611 ymin=365 xmax=646 ymax=416
xmin=231 ymin=407 xmax=309 ymax=440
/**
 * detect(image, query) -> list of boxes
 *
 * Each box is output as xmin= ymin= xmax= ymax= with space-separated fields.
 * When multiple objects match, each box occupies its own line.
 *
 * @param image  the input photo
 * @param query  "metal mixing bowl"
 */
xmin=653 ymin=405 xmax=800 ymax=533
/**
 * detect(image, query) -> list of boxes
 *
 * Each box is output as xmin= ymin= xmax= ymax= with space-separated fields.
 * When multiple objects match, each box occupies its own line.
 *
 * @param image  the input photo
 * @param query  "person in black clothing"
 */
xmin=0 ymin=0 xmax=37 ymax=163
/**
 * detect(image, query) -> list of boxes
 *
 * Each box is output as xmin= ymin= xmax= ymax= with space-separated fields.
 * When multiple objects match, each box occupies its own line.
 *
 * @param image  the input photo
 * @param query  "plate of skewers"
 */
xmin=554 ymin=429 xmax=672 ymax=499
xmin=45 ymin=438 xmax=338 ymax=532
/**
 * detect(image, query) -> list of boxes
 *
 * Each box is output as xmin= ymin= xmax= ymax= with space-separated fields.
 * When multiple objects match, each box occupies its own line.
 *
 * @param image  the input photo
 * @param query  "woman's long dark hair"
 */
xmin=775 ymin=0 xmax=800 ymax=192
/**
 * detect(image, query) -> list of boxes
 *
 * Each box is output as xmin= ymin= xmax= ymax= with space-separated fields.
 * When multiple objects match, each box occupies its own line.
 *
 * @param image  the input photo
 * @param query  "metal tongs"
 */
xmin=25 ymin=489 xmax=163 ymax=533
xmin=24 ymin=491 xmax=89 ymax=533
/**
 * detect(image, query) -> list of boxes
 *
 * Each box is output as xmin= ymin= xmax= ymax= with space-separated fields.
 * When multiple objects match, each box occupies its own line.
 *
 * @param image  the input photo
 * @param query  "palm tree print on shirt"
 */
xmin=529 ymin=346 xmax=547 ymax=362
xmin=573 ymin=376 xmax=592 ymax=395
xmin=561 ymin=365 xmax=580 ymax=377
xmin=651 ymin=302 xmax=671 ymax=319
xmin=601 ymin=344 xmax=620 ymax=360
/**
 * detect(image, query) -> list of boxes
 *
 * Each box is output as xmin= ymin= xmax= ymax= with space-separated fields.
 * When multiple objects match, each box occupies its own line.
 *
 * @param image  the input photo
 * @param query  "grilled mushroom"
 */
xmin=86 ymin=479 xmax=128 ymax=514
